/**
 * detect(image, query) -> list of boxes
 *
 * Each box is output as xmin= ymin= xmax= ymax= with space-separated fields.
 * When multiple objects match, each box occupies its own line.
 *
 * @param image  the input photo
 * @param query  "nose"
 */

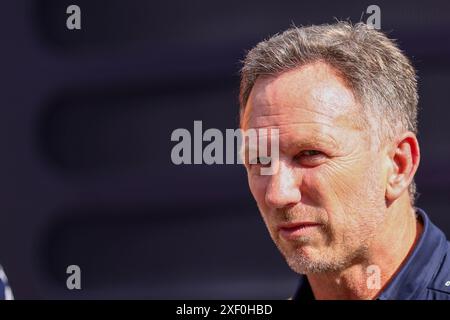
xmin=264 ymin=160 xmax=301 ymax=209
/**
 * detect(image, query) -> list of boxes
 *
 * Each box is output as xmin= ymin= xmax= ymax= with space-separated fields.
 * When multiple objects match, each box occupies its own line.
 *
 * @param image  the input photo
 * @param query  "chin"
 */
xmin=284 ymin=253 xmax=323 ymax=275
xmin=284 ymin=249 xmax=342 ymax=275
xmin=280 ymin=241 xmax=318 ymax=261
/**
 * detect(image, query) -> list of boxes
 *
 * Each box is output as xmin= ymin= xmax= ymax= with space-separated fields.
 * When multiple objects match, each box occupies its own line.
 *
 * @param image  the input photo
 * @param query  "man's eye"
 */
xmin=294 ymin=150 xmax=326 ymax=166
xmin=300 ymin=150 xmax=322 ymax=157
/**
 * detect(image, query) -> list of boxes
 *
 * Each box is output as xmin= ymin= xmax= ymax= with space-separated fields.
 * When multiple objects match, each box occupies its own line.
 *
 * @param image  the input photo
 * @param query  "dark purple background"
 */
xmin=0 ymin=0 xmax=449 ymax=299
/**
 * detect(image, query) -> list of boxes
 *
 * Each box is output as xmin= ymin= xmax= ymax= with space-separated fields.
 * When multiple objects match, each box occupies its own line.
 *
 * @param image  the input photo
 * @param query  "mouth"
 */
xmin=278 ymin=222 xmax=323 ymax=240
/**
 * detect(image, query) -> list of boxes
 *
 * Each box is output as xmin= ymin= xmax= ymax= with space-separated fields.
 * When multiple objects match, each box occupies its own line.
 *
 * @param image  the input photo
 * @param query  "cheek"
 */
xmin=301 ymin=158 xmax=374 ymax=212
xmin=321 ymin=155 xmax=374 ymax=198
xmin=309 ymin=156 xmax=386 ymax=227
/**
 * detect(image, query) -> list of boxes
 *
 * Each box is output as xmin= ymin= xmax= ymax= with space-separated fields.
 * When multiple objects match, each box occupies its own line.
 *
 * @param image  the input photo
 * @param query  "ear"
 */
xmin=385 ymin=132 xmax=420 ymax=203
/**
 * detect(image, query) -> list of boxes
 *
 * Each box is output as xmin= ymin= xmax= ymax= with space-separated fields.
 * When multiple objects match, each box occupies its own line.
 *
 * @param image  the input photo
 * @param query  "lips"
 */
xmin=278 ymin=221 xmax=322 ymax=240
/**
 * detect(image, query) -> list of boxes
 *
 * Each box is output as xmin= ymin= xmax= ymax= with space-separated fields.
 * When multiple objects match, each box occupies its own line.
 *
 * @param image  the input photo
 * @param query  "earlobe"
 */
xmin=385 ymin=133 xmax=420 ymax=203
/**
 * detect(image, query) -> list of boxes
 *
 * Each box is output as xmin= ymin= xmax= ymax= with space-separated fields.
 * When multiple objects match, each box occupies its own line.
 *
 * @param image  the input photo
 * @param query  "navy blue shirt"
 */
xmin=292 ymin=207 xmax=450 ymax=300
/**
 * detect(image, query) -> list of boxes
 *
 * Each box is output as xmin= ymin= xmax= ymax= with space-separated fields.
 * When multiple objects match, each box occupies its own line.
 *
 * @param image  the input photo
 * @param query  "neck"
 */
xmin=307 ymin=197 xmax=422 ymax=300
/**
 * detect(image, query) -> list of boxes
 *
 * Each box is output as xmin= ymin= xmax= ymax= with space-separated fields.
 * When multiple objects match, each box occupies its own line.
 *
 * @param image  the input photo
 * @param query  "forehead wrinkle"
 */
xmin=249 ymin=110 xmax=349 ymax=132
xmin=254 ymin=105 xmax=336 ymax=121
xmin=249 ymin=90 xmax=359 ymax=127
xmin=247 ymin=124 xmax=342 ymax=154
xmin=243 ymin=63 xmax=365 ymax=133
xmin=247 ymin=112 xmax=354 ymax=150
xmin=250 ymin=103 xmax=365 ymax=134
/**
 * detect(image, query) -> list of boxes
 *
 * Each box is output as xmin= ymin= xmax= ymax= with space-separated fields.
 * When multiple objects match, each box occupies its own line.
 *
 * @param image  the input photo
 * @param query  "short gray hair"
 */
xmin=239 ymin=21 xmax=419 ymax=203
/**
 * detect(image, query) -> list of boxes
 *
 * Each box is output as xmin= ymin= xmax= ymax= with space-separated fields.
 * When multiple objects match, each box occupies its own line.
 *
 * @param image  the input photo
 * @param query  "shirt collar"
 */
xmin=377 ymin=207 xmax=447 ymax=299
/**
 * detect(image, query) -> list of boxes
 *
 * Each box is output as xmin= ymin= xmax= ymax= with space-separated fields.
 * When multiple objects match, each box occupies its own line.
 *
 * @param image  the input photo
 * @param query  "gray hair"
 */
xmin=239 ymin=21 xmax=419 ymax=204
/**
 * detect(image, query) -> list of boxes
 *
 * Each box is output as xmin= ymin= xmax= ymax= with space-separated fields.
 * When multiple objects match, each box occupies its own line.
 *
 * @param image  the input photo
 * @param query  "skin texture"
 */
xmin=242 ymin=61 xmax=422 ymax=300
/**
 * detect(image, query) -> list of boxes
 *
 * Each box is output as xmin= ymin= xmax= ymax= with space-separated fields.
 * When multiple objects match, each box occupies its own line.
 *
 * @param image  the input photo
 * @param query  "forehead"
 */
xmin=243 ymin=61 xmax=361 ymax=131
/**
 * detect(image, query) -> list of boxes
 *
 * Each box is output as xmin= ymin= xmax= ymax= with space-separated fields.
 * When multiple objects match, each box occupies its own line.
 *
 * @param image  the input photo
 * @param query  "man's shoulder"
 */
xmin=425 ymin=240 xmax=450 ymax=299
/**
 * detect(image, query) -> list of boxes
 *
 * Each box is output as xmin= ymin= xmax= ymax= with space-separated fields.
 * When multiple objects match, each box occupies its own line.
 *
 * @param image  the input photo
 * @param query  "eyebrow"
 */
xmin=243 ymin=133 xmax=339 ymax=156
xmin=287 ymin=136 xmax=340 ymax=152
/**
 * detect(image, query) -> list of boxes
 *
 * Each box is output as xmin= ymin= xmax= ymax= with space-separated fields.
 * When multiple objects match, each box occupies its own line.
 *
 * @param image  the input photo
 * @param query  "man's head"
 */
xmin=240 ymin=22 xmax=420 ymax=274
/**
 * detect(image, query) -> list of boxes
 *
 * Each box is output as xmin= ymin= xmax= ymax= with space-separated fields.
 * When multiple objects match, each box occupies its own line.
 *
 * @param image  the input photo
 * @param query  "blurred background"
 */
xmin=0 ymin=0 xmax=449 ymax=299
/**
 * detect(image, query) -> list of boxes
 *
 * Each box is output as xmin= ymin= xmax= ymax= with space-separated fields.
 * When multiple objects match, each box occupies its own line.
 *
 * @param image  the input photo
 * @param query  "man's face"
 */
xmin=243 ymin=62 xmax=389 ymax=274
